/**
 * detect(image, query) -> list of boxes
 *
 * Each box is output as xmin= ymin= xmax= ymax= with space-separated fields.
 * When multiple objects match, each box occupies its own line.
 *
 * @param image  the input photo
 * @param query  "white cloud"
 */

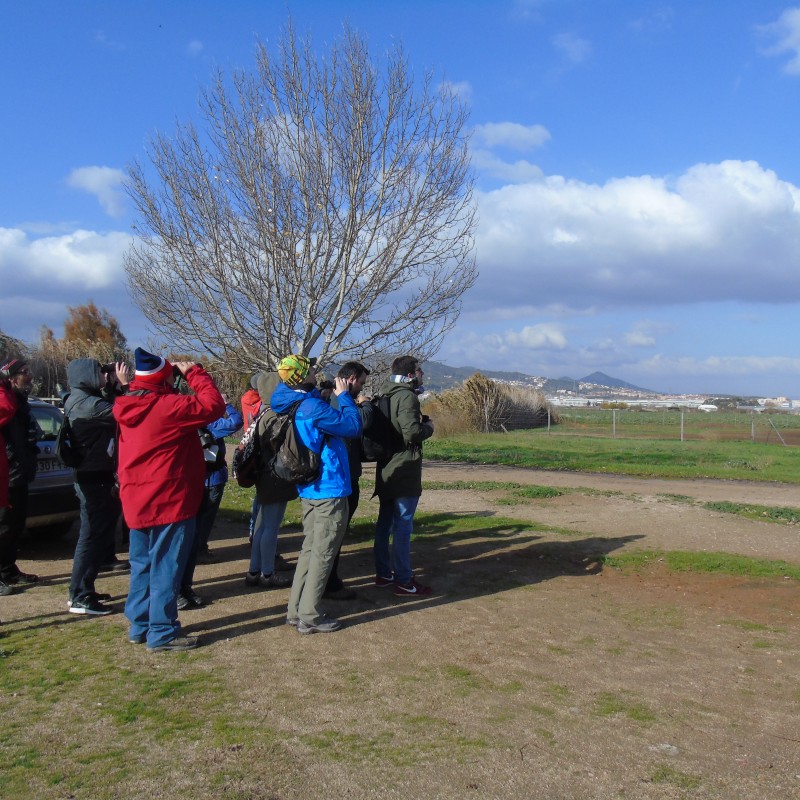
xmin=758 ymin=7 xmax=800 ymax=74
xmin=471 ymin=150 xmax=544 ymax=183
xmin=0 ymin=226 xmax=138 ymax=343
xmin=187 ymin=39 xmax=204 ymax=56
xmin=0 ymin=227 xmax=132 ymax=291
xmin=472 ymin=159 xmax=800 ymax=314
xmin=473 ymin=122 xmax=551 ymax=152
xmin=442 ymin=80 xmax=473 ymax=101
xmin=552 ymin=32 xmax=591 ymax=64
xmin=635 ymin=353 xmax=800 ymax=378
xmin=66 ymin=166 xmax=127 ymax=217
xmin=623 ymin=330 xmax=656 ymax=347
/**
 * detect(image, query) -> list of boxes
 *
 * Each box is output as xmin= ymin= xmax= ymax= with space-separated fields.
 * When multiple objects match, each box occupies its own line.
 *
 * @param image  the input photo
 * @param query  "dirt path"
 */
xmin=5 ymin=463 xmax=800 ymax=800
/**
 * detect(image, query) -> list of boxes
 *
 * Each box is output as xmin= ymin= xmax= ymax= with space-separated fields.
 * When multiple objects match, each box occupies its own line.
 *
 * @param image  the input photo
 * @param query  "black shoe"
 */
xmin=196 ymin=549 xmax=216 ymax=563
xmin=259 ymin=572 xmax=292 ymax=589
xmin=177 ymin=589 xmax=205 ymax=610
xmin=101 ymin=559 xmax=130 ymax=573
xmin=67 ymin=591 xmax=113 ymax=609
xmin=274 ymin=554 xmax=294 ymax=572
xmin=0 ymin=580 xmax=14 ymax=596
xmin=8 ymin=570 xmax=38 ymax=585
xmin=147 ymin=635 xmax=199 ymax=653
xmin=69 ymin=597 xmax=114 ymax=616
xmin=323 ymin=585 xmax=357 ymax=601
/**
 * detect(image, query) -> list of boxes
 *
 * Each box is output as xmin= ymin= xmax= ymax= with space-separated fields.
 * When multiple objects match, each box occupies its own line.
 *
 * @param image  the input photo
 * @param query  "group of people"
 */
xmin=0 ymin=347 xmax=434 ymax=651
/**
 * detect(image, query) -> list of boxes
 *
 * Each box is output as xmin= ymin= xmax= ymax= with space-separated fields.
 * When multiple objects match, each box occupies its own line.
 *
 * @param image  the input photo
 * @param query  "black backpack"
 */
xmin=231 ymin=410 xmax=264 ymax=488
xmin=360 ymin=394 xmax=404 ymax=462
xmin=55 ymin=414 xmax=82 ymax=468
xmin=262 ymin=398 xmax=322 ymax=485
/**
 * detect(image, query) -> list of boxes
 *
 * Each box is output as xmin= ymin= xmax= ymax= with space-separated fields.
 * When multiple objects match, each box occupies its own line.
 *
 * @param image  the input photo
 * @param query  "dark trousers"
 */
xmin=326 ymin=480 xmax=360 ymax=592
xmin=69 ymin=480 xmax=121 ymax=602
xmin=0 ymin=484 xmax=28 ymax=579
xmin=195 ymin=483 xmax=224 ymax=553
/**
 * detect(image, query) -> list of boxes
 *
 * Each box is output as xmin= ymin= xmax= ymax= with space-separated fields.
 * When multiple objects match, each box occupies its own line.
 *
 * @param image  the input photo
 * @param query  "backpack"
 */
xmin=360 ymin=394 xmax=404 ymax=462
xmin=56 ymin=414 xmax=82 ymax=468
xmin=262 ymin=398 xmax=322 ymax=485
xmin=198 ymin=427 xmax=226 ymax=474
xmin=231 ymin=410 xmax=264 ymax=488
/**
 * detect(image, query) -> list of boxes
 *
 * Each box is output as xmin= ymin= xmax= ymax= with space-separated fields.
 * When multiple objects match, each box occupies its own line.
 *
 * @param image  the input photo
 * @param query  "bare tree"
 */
xmin=125 ymin=24 xmax=477 ymax=372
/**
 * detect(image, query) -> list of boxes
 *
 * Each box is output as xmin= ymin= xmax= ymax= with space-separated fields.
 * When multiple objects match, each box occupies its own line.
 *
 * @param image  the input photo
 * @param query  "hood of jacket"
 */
xmin=66 ymin=359 xmax=102 ymax=393
xmin=270 ymin=381 xmax=317 ymax=414
xmin=256 ymin=372 xmax=282 ymax=407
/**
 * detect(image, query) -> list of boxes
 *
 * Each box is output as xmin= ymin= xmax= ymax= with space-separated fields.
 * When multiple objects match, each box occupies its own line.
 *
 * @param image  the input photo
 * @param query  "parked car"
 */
xmin=25 ymin=398 xmax=79 ymax=536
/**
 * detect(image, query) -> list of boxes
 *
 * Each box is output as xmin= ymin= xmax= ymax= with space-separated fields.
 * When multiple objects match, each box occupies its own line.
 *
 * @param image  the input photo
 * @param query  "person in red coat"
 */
xmin=0 ymin=376 xmax=18 ymax=510
xmin=113 ymin=348 xmax=224 ymax=652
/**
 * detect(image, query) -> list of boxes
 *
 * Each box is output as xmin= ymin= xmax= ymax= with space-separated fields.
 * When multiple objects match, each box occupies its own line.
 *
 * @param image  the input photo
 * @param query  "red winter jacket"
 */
xmin=113 ymin=366 xmax=225 ymax=529
xmin=0 ymin=380 xmax=19 ymax=508
xmin=240 ymin=388 xmax=262 ymax=428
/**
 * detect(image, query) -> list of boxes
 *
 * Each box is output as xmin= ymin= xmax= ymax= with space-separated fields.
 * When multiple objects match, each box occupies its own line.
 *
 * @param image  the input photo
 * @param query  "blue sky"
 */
xmin=3 ymin=1 xmax=800 ymax=397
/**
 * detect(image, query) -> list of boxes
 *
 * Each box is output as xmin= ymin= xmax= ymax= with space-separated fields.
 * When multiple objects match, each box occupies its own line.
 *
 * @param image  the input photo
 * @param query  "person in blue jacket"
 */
xmin=178 ymin=394 xmax=242 ymax=610
xmin=270 ymin=354 xmax=362 ymax=634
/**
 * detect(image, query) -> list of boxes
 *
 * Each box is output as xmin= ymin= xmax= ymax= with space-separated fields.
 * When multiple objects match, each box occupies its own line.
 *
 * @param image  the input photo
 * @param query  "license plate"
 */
xmin=38 ymin=458 xmax=61 ymax=472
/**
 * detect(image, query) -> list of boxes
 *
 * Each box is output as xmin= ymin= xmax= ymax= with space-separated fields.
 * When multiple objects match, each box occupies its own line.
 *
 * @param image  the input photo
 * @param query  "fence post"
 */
xmin=547 ymin=407 xmax=551 ymax=434
xmin=751 ymin=418 xmax=755 ymax=443
xmin=612 ymin=409 xmax=616 ymax=439
xmin=680 ymin=411 xmax=684 ymax=442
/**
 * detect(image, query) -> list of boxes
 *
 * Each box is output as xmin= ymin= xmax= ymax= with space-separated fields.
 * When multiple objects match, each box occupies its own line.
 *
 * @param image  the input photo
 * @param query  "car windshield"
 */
xmin=30 ymin=404 xmax=63 ymax=442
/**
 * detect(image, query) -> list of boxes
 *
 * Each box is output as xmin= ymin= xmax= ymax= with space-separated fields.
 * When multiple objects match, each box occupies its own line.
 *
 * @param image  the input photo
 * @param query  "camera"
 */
xmin=100 ymin=363 xmax=116 ymax=377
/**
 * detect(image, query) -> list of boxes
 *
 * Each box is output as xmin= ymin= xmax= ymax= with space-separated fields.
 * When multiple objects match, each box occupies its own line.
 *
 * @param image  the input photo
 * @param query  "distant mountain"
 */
xmin=421 ymin=361 xmax=655 ymax=395
xmin=579 ymin=371 xmax=653 ymax=393
xmin=422 ymin=361 xmax=541 ymax=392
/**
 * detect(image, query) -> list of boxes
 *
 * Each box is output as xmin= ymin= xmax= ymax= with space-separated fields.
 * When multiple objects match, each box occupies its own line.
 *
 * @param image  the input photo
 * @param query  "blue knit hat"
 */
xmin=134 ymin=347 xmax=173 ymax=384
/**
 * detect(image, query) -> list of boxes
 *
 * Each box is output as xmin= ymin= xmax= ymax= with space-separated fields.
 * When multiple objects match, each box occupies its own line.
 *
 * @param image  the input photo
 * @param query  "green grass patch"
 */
xmin=594 ymin=692 xmax=656 ymax=723
xmin=426 ymin=430 xmax=800 ymax=482
xmin=650 ymin=765 xmax=702 ymax=790
xmin=603 ymin=550 xmax=800 ymax=580
xmin=703 ymin=501 xmax=800 ymax=525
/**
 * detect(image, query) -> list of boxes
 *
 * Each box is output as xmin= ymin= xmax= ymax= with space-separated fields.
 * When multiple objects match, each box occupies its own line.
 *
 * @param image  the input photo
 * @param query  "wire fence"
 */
xmin=545 ymin=408 xmax=800 ymax=445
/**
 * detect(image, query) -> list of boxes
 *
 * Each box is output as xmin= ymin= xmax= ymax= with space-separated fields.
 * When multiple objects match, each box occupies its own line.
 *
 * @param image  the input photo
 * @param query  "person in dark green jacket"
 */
xmin=374 ymin=355 xmax=434 ymax=596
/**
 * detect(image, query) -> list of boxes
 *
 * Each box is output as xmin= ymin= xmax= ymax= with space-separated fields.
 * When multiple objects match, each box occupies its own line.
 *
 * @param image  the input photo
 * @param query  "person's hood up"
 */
xmin=270 ymin=381 xmax=312 ymax=414
xmin=66 ymin=358 xmax=102 ymax=392
xmin=257 ymin=372 xmax=282 ymax=407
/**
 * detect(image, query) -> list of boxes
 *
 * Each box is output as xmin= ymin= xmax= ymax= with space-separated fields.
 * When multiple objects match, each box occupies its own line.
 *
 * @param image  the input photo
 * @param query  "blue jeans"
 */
xmin=69 ymin=480 xmax=120 ymax=602
xmin=125 ymin=519 xmax=194 ymax=647
xmin=374 ymin=496 xmax=419 ymax=585
xmin=249 ymin=501 xmax=288 ymax=575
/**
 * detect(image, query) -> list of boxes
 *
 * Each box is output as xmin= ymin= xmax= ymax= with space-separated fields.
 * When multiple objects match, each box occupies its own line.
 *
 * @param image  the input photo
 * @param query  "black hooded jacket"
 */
xmin=63 ymin=359 xmax=121 ymax=479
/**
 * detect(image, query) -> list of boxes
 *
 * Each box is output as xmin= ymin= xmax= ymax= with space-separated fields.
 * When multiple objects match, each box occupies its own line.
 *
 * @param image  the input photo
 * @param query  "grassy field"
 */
xmin=425 ymin=429 xmax=800 ymax=482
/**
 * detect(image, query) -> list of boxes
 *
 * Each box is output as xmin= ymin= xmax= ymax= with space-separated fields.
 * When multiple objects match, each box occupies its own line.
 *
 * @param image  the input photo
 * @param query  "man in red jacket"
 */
xmin=114 ymin=348 xmax=224 ymax=652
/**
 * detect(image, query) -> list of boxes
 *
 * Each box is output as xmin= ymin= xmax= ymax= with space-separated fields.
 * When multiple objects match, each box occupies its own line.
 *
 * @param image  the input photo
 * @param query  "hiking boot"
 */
xmin=177 ymin=588 xmax=205 ymax=610
xmin=147 ymin=635 xmax=199 ymax=653
xmin=374 ymin=575 xmax=393 ymax=587
xmin=69 ymin=597 xmax=114 ymax=616
xmin=129 ymin=632 xmax=146 ymax=644
xmin=297 ymin=615 xmax=342 ymax=635
xmin=286 ymin=617 xmax=300 ymax=627
xmin=274 ymin=554 xmax=295 ymax=572
xmin=323 ymin=585 xmax=357 ymax=601
xmin=393 ymin=578 xmax=432 ymax=597
xmin=245 ymin=571 xmax=261 ymax=587
xmin=0 ymin=580 xmax=15 ymax=596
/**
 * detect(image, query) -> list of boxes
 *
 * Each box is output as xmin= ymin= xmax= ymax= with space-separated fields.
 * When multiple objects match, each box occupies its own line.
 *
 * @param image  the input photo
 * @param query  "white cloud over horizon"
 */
xmin=472 ymin=158 xmax=800 ymax=315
